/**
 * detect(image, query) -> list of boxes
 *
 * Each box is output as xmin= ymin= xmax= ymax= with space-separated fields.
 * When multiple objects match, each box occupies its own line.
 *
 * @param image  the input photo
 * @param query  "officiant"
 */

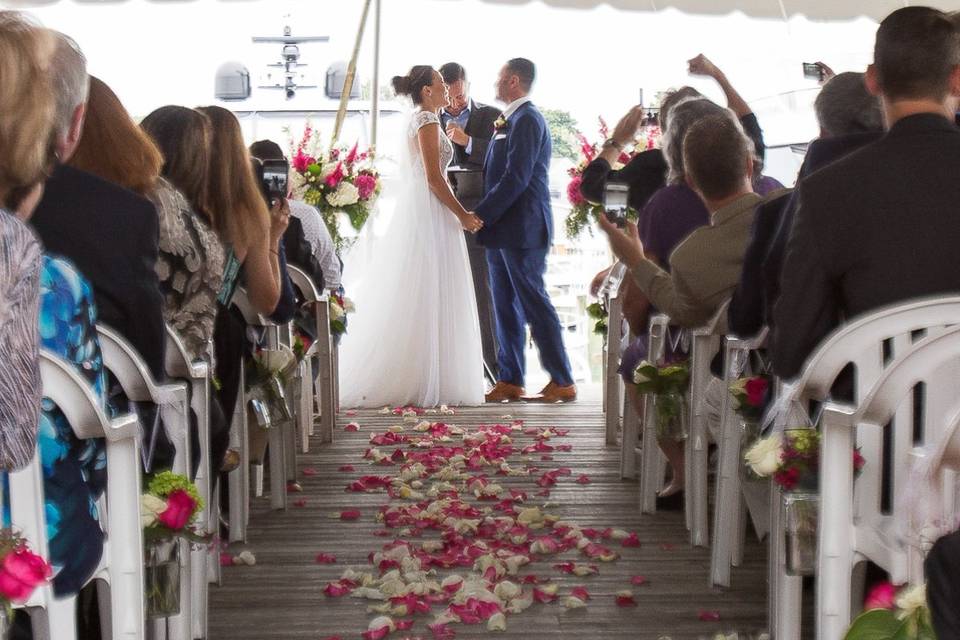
xmin=440 ymin=62 xmax=501 ymax=381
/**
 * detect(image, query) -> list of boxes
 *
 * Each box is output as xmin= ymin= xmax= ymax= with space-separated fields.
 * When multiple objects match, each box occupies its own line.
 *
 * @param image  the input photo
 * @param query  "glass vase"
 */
xmin=145 ymin=541 xmax=181 ymax=619
xmin=655 ymin=391 xmax=688 ymax=442
xmin=782 ymin=491 xmax=819 ymax=576
xmin=738 ymin=417 xmax=764 ymax=484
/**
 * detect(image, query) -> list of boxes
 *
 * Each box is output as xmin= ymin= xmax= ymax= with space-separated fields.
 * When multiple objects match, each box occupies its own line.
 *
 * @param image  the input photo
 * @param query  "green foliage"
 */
xmin=541 ymin=108 xmax=580 ymax=163
xmin=586 ymin=302 xmax=608 ymax=335
xmin=844 ymin=608 xmax=937 ymax=640
xmin=633 ymin=360 xmax=690 ymax=440
xmin=147 ymin=471 xmax=204 ymax=512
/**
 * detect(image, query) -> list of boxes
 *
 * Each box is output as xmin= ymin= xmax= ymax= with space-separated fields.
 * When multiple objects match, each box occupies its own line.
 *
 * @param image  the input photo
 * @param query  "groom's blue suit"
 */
xmin=475 ymin=100 xmax=574 ymax=388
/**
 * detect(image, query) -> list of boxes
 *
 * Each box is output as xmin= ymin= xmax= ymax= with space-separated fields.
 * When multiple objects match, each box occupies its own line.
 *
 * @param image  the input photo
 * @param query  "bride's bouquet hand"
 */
xmin=459 ymin=212 xmax=484 ymax=234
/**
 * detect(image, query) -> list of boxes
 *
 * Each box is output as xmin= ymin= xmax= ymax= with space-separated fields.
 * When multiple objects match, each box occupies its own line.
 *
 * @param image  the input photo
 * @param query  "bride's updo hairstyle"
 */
xmin=391 ymin=65 xmax=435 ymax=105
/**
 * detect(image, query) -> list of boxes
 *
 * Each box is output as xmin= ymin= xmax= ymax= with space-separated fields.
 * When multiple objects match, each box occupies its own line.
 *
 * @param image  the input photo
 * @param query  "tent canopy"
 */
xmin=5 ymin=0 xmax=950 ymax=22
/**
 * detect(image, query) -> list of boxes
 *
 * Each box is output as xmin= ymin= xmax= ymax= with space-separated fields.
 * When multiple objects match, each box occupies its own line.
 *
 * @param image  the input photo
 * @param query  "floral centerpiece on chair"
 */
xmin=289 ymin=123 xmax=381 ymax=251
xmin=845 ymin=583 xmax=933 ymax=639
xmin=564 ymin=117 xmax=661 ymax=239
xmin=586 ymin=301 xmax=608 ymax=336
xmin=0 ymin=529 xmax=52 ymax=624
xmin=633 ymin=359 xmax=690 ymax=440
xmin=743 ymin=429 xmax=866 ymax=490
xmin=330 ymin=291 xmax=355 ymax=337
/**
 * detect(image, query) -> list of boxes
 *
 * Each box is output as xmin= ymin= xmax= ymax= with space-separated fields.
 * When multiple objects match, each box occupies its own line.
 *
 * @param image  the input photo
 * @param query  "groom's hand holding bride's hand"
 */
xmin=460 ymin=212 xmax=484 ymax=234
xmin=597 ymin=213 xmax=645 ymax=269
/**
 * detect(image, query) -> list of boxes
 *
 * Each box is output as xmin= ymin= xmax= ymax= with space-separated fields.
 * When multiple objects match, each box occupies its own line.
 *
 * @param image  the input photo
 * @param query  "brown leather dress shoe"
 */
xmin=524 ymin=381 xmax=577 ymax=403
xmin=485 ymin=381 xmax=525 ymax=403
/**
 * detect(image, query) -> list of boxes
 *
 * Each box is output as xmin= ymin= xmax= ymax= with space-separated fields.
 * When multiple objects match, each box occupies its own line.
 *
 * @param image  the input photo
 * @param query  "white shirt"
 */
xmin=501 ymin=96 xmax=532 ymax=121
xmin=289 ymin=199 xmax=341 ymax=290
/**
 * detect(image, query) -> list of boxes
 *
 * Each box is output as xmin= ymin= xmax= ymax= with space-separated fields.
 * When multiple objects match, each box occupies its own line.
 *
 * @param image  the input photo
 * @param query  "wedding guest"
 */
xmin=601 ymin=110 xmax=766 ymax=497
xmin=729 ymin=72 xmax=883 ymax=339
xmin=0 ymin=13 xmax=48 ymax=471
xmin=0 ymin=13 xmax=108 ymax=603
xmin=30 ymin=31 xmax=166 ymax=380
xmin=439 ymin=62 xmax=501 ymax=380
xmin=925 ymin=530 xmax=960 ymax=637
xmin=198 ymin=106 xmax=290 ymax=436
xmin=773 ymin=6 xmax=960 ymax=378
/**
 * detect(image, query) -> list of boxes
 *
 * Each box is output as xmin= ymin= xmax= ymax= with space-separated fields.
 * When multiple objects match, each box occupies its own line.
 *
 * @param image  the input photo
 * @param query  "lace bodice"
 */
xmin=410 ymin=110 xmax=453 ymax=173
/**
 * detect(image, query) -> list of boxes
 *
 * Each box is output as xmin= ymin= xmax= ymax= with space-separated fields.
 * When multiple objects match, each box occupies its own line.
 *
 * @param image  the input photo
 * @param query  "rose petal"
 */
xmin=615 ymin=592 xmax=637 ymax=607
xmin=621 ymin=533 xmax=641 ymax=548
xmin=427 ymin=622 xmax=455 ymax=639
xmin=340 ymin=510 xmax=361 ymax=521
xmin=659 ymin=543 xmax=676 ymax=552
xmin=338 ymin=465 xmax=356 ymax=472
xmin=571 ymin=586 xmax=591 ymax=601
xmin=630 ymin=575 xmax=648 ymax=586
xmin=293 ymin=499 xmax=308 ymax=508
xmin=576 ymin=474 xmax=591 ymax=484
xmin=302 ymin=467 xmax=319 ymax=476
xmin=345 ymin=422 xmax=360 ymax=432
xmin=698 ymin=610 xmax=721 ymax=621
xmin=315 ymin=553 xmax=337 ymax=564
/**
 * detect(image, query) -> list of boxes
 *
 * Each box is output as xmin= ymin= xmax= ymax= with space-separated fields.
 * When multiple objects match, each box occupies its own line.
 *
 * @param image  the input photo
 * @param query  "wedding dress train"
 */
xmin=338 ymin=110 xmax=484 ymax=408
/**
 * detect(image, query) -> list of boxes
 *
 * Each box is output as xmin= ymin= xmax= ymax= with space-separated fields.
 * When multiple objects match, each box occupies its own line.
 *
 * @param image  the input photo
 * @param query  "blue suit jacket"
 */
xmin=475 ymin=102 xmax=553 ymax=249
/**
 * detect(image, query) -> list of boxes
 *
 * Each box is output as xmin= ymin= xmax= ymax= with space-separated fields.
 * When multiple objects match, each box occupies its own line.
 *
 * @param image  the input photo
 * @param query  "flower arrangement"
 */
xmin=845 ymin=583 xmax=934 ymax=639
xmin=246 ymin=348 xmax=299 ymax=421
xmin=141 ymin=471 xmax=207 ymax=544
xmin=289 ymin=124 xmax=381 ymax=251
xmin=633 ymin=359 xmax=690 ymax=440
xmin=729 ymin=374 xmax=771 ymax=421
xmin=564 ymin=117 xmax=661 ymax=239
xmin=744 ymin=429 xmax=866 ymax=490
xmin=0 ymin=530 xmax=51 ymax=610
xmin=330 ymin=291 xmax=355 ymax=337
xmin=586 ymin=301 xmax=608 ymax=335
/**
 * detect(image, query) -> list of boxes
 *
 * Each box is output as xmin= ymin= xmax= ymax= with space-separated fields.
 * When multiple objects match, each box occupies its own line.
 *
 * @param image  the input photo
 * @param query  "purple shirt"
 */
xmin=638 ymin=184 xmax=710 ymax=265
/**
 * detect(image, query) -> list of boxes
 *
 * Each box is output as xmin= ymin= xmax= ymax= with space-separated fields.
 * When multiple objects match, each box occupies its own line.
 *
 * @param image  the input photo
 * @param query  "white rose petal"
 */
xmin=895 ymin=584 xmax=927 ymax=617
xmin=744 ymin=433 xmax=784 ymax=477
xmin=487 ymin=612 xmax=507 ymax=631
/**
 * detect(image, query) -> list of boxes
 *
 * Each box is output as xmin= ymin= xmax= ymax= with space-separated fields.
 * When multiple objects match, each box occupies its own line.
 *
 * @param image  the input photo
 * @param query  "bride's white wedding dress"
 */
xmin=338 ymin=110 xmax=484 ymax=408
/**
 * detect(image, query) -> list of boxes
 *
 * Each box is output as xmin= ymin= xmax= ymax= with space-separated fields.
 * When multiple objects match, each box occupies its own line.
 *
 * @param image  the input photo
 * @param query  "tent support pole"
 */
xmin=331 ymin=0 xmax=373 ymax=149
xmin=371 ymin=0 xmax=381 ymax=150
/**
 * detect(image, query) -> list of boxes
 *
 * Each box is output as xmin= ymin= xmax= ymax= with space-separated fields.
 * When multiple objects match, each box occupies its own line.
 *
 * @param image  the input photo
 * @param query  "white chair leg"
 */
xmin=711 ymin=395 xmax=743 ymax=585
xmin=620 ymin=390 xmax=639 ymax=479
xmin=253 ymin=463 xmax=264 ymax=499
xmin=770 ymin=484 xmax=802 ymax=640
xmin=105 ymin=438 xmax=145 ymax=640
xmin=300 ymin=359 xmax=312 ymax=453
xmin=732 ymin=493 xmax=747 ymax=567
xmin=639 ymin=393 xmax=662 ymax=514
xmin=191 ymin=544 xmax=208 ymax=639
xmin=227 ymin=377 xmax=248 ymax=543
xmin=269 ymin=422 xmax=287 ymax=510
xmin=165 ymin=538 xmax=192 ymax=640
xmin=817 ymin=417 xmax=855 ymax=640
xmin=315 ymin=303 xmax=336 ymax=443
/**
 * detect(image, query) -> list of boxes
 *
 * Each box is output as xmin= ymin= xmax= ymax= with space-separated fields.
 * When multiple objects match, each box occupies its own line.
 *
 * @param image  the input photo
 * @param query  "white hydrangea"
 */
xmin=326 ymin=181 xmax=360 ymax=207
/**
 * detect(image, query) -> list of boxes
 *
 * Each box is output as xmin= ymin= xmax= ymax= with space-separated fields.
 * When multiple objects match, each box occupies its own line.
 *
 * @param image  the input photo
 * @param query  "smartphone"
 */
xmin=802 ymin=62 xmax=823 ymax=81
xmin=603 ymin=182 xmax=629 ymax=228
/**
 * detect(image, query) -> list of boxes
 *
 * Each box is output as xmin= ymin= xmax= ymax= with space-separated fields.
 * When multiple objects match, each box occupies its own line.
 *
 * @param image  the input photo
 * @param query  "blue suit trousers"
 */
xmin=486 ymin=247 xmax=574 ymax=388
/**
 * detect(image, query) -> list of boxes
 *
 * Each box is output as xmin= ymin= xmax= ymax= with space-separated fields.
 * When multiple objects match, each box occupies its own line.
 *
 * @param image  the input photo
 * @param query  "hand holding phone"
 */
xmin=603 ymin=182 xmax=629 ymax=228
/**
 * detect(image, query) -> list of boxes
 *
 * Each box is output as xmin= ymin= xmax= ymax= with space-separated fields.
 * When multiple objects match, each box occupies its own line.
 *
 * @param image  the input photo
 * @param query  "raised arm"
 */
xmin=688 ymin=54 xmax=751 ymax=118
xmin=417 ymin=120 xmax=483 ymax=234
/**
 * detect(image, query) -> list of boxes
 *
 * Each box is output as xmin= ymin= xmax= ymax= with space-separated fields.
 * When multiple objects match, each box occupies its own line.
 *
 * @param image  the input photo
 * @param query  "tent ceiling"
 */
xmin=2 ymin=0 xmax=945 ymax=21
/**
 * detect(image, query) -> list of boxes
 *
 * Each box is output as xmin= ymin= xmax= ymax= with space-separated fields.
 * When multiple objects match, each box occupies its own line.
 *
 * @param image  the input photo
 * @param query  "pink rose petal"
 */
xmin=344 ymin=422 xmax=360 ymax=432
xmin=576 ymin=474 xmax=592 ymax=484
xmin=698 ymin=610 xmax=721 ymax=622
xmin=571 ymin=586 xmax=591 ymax=601
xmin=630 ymin=575 xmax=648 ymax=586
xmin=660 ymin=543 xmax=676 ymax=552
xmin=615 ymin=594 xmax=637 ymax=607
xmin=427 ymin=622 xmax=456 ymax=639
xmin=301 ymin=467 xmax=319 ymax=476
xmin=340 ymin=510 xmax=361 ymax=521
xmin=533 ymin=588 xmax=557 ymax=603
xmin=219 ymin=552 xmax=233 ymax=567
xmin=338 ymin=465 xmax=355 ymax=472
xmin=315 ymin=553 xmax=337 ymax=564
xmin=621 ymin=533 xmax=641 ymax=548
xmin=293 ymin=499 xmax=308 ymax=508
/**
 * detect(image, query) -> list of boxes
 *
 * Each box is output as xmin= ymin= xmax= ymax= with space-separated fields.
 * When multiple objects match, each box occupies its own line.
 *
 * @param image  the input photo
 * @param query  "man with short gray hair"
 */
xmin=31 ymin=30 xmax=166 ymax=379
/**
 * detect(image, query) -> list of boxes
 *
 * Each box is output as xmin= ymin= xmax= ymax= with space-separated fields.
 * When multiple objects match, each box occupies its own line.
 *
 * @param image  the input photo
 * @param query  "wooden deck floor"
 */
xmin=208 ymin=401 xmax=770 ymax=639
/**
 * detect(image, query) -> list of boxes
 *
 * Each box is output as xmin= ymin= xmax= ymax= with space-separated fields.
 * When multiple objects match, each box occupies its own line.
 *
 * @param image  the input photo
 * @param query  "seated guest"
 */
xmin=601 ymin=109 xmax=765 ymax=496
xmin=580 ymin=53 xmax=769 ymax=211
xmin=248 ymin=139 xmax=332 ymax=291
xmin=1 ymin=14 xmax=108 ymax=600
xmin=729 ymin=71 xmax=884 ymax=339
xmin=925 ymin=530 xmax=960 ymax=637
xmin=197 ymin=106 xmax=290 ymax=435
xmin=0 ymin=14 xmax=45 ymax=471
xmin=30 ymin=32 xmax=166 ymax=380
xmin=773 ymin=6 xmax=960 ymax=379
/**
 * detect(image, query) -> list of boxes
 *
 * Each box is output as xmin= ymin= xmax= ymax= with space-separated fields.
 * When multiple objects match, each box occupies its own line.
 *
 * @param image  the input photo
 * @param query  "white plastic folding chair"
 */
xmin=286 ymin=265 xmax=330 ymax=452
xmin=711 ymin=328 xmax=768 ymax=587
xmin=230 ymin=288 xmax=291 ymax=514
xmin=12 ymin=350 xmax=144 ymax=640
xmin=163 ymin=326 xmax=213 ymax=638
xmin=639 ymin=313 xmax=670 ymax=514
xmin=817 ymin=324 xmax=960 ymax=639
xmin=97 ymin=325 xmax=193 ymax=640
xmin=600 ymin=264 xmax=628 ymax=448
xmin=769 ymin=295 xmax=960 ymax=640
xmin=684 ymin=301 xmax=728 ymax=548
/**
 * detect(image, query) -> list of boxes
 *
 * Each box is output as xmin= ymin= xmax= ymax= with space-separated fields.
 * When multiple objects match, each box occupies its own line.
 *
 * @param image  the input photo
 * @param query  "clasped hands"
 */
xmin=461 ymin=211 xmax=484 ymax=234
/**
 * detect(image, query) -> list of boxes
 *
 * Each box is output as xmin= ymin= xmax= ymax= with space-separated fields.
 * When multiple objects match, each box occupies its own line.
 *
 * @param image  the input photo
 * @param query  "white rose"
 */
xmin=140 ymin=494 xmax=167 ymax=528
xmin=744 ymin=433 xmax=784 ymax=477
xmin=330 ymin=300 xmax=345 ymax=322
xmin=326 ymin=181 xmax=360 ymax=207
xmin=895 ymin=584 xmax=927 ymax=617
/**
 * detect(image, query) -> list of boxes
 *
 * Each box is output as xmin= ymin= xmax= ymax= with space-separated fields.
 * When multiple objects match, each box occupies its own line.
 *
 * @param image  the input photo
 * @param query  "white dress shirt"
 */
xmin=501 ymin=96 xmax=532 ymax=121
xmin=289 ymin=199 xmax=341 ymax=290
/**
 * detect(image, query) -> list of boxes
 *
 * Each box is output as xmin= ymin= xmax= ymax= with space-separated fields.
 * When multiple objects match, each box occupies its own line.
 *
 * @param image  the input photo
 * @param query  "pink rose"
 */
xmin=157 ymin=489 xmax=197 ymax=531
xmin=325 ymin=162 xmax=344 ymax=188
xmin=864 ymin=581 xmax=897 ymax=610
xmin=745 ymin=377 xmax=769 ymax=407
xmin=355 ymin=174 xmax=377 ymax=200
xmin=567 ymin=177 xmax=585 ymax=207
xmin=0 ymin=547 xmax=52 ymax=603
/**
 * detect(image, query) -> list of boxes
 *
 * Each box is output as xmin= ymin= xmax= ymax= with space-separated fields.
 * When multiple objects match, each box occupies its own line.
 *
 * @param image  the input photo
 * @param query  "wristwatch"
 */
xmin=602 ymin=138 xmax=624 ymax=151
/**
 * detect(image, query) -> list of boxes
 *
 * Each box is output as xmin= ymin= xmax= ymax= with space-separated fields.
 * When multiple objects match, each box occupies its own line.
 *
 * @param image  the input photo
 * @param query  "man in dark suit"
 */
xmin=32 ymin=33 xmax=165 ymax=380
xmin=474 ymin=58 xmax=575 ymax=403
xmin=439 ymin=62 xmax=501 ymax=381
xmin=773 ymin=6 xmax=960 ymax=379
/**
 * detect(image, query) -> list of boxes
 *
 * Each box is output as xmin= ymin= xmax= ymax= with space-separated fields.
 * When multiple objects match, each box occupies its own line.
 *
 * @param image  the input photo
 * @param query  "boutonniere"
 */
xmin=493 ymin=115 xmax=509 ymax=133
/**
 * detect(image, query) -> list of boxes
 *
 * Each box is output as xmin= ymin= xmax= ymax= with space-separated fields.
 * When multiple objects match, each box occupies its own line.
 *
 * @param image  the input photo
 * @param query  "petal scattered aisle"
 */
xmin=320 ymin=407 xmax=652 ymax=638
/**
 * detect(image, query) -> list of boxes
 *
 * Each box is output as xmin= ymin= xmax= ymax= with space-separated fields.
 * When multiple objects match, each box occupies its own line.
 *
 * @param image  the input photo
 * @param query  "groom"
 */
xmin=472 ymin=58 xmax=576 ymax=403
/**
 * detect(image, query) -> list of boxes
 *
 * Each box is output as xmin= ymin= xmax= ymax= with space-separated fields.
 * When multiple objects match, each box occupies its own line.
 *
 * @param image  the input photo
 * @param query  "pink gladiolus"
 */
xmin=0 ymin=547 xmax=52 ymax=603
xmin=356 ymin=173 xmax=378 ymax=200
xmin=292 ymin=150 xmax=313 ymax=173
xmin=325 ymin=162 xmax=344 ymax=188
xmin=157 ymin=489 xmax=196 ymax=530
xmin=864 ymin=581 xmax=897 ymax=610
xmin=345 ymin=143 xmax=359 ymax=165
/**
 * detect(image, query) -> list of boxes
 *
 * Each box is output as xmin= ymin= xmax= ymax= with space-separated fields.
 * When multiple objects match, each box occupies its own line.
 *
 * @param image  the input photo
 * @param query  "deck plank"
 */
xmin=209 ymin=402 xmax=773 ymax=639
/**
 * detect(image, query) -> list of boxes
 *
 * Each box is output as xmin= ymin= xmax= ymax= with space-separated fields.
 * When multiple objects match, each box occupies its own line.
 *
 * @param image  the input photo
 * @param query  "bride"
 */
xmin=338 ymin=65 xmax=486 ymax=408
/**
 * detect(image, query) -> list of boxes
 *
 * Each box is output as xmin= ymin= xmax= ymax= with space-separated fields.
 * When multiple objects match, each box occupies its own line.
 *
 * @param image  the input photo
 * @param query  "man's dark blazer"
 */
xmin=445 ymin=100 xmax=501 ymax=170
xmin=728 ymin=130 xmax=882 ymax=339
xmin=32 ymin=164 xmax=166 ymax=379
xmin=772 ymin=114 xmax=960 ymax=378
xmin=476 ymin=101 xmax=552 ymax=249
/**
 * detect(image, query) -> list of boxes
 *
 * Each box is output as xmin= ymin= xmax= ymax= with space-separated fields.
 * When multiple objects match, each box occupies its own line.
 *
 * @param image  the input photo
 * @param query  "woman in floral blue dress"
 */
xmin=37 ymin=254 xmax=109 ymax=596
